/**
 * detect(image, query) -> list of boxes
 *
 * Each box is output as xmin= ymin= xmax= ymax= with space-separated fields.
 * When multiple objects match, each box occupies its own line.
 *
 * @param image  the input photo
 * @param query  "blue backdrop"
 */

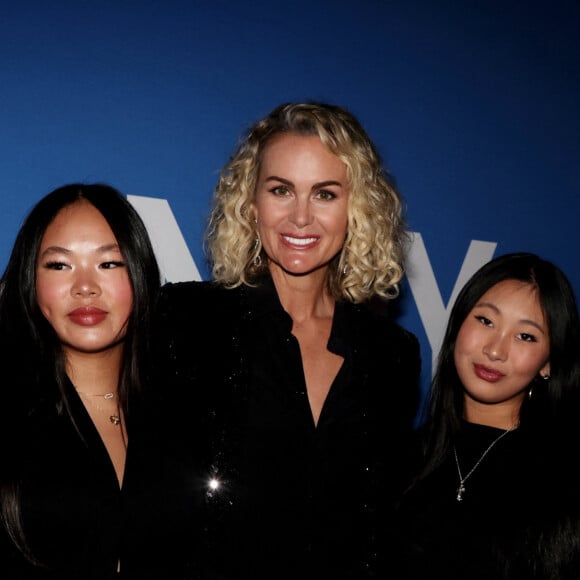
xmin=2 ymin=0 xmax=579 ymax=415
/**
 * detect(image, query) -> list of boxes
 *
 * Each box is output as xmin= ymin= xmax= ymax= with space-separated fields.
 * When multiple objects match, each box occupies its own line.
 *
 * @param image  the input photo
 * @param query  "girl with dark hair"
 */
xmin=397 ymin=252 xmax=580 ymax=579
xmin=0 ymin=184 xmax=189 ymax=579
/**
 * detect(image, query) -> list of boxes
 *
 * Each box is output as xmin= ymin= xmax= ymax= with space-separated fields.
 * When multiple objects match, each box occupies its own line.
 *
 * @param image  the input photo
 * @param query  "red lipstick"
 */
xmin=68 ymin=307 xmax=107 ymax=326
xmin=473 ymin=363 xmax=505 ymax=383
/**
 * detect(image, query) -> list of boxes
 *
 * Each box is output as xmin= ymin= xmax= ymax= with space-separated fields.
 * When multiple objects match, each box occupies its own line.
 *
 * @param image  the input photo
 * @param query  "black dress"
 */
xmin=0 ymin=373 xmax=198 ymax=580
xmin=153 ymin=278 xmax=421 ymax=580
xmin=395 ymin=421 xmax=580 ymax=580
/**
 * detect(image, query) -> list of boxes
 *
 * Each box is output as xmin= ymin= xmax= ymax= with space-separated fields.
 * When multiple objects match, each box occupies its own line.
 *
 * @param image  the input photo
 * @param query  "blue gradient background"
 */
xmin=2 ymin=0 xmax=579 ymax=404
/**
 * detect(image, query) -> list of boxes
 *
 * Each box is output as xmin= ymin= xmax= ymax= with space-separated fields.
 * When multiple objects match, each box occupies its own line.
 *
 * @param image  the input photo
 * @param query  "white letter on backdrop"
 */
xmin=127 ymin=195 xmax=202 ymax=283
xmin=406 ymin=232 xmax=497 ymax=370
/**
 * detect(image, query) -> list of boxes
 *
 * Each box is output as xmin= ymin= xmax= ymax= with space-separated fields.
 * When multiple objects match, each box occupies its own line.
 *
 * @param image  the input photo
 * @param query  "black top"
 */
xmin=0 ymin=373 xmax=197 ymax=580
xmin=153 ymin=278 xmax=421 ymax=580
xmin=395 ymin=421 xmax=580 ymax=580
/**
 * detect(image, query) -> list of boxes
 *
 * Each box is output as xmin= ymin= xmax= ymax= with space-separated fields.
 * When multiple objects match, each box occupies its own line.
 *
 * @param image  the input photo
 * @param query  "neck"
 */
xmin=269 ymin=264 xmax=335 ymax=322
xmin=463 ymin=395 xmax=522 ymax=430
xmin=64 ymin=346 xmax=123 ymax=395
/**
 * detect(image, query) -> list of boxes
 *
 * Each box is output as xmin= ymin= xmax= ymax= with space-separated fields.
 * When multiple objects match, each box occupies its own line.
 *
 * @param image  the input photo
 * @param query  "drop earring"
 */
xmin=253 ymin=220 xmax=262 ymax=267
xmin=340 ymin=247 xmax=349 ymax=276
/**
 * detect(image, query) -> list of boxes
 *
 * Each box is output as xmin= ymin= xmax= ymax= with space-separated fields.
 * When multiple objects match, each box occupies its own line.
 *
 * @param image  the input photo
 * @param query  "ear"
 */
xmin=540 ymin=361 xmax=551 ymax=380
xmin=250 ymin=203 xmax=258 ymax=223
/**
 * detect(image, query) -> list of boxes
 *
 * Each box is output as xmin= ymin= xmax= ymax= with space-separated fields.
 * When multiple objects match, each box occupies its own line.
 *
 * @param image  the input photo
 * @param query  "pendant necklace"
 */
xmin=453 ymin=427 xmax=513 ymax=502
xmin=77 ymin=391 xmax=121 ymax=426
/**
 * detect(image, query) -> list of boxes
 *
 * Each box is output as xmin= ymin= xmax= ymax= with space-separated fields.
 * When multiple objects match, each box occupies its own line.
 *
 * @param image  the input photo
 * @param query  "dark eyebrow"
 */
xmin=264 ymin=176 xmax=294 ymax=186
xmin=264 ymin=176 xmax=344 ymax=189
xmin=475 ymin=301 xmax=547 ymax=334
xmin=313 ymin=180 xmax=344 ymax=189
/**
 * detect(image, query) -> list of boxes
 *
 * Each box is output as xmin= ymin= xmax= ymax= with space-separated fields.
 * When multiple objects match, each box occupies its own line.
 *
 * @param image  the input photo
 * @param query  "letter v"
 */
xmin=406 ymin=233 xmax=496 ymax=371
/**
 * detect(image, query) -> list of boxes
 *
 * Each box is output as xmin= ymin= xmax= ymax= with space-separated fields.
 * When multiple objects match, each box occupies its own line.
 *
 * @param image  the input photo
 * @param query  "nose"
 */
xmin=71 ymin=271 xmax=101 ymax=298
xmin=482 ymin=333 xmax=508 ymax=362
xmin=289 ymin=197 xmax=313 ymax=228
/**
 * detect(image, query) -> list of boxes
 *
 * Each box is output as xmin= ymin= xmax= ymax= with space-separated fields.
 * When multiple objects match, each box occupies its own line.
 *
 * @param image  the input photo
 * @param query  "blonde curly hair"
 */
xmin=205 ymin=102 xmax=409 ymax=303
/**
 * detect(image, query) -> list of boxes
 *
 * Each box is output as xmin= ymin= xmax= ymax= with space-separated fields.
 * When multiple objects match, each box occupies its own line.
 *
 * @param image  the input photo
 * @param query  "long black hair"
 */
xmin=0 ymin=183 xmax=161 ymax=560
xmin=418 ymin=252 xmax=580 ymax=480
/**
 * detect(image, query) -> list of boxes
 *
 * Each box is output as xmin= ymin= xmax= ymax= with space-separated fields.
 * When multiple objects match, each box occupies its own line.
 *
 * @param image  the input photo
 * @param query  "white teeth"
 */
xmin=283 ymin=236 xmax=317 ymax=246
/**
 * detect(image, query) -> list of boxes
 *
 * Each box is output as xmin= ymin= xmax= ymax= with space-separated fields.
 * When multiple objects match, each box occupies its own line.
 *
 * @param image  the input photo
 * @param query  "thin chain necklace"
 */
xmin=453 ymin=427 xmax=514 ymax=502
xmin=77 ymin=391 xmax=121 ymax=426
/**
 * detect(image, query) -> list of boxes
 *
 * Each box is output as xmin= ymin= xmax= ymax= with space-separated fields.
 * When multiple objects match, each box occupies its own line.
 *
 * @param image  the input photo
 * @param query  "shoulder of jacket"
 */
xmin=350 ymin=302 xmax=419 ymax=347
xmin=157 ymin=281 xmax=243 ymax=323
xmin=161 ymin=280 xmax=242 ymax=304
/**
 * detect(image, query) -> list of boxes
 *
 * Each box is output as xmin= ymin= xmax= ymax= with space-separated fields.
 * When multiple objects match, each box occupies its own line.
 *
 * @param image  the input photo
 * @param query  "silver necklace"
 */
xmin=453 ymin=428 xmax=513 ymax=502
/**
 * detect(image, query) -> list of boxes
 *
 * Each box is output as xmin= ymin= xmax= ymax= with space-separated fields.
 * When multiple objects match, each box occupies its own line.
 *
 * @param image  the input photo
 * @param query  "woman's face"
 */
xmin=253 ymin=133 xmax=349 ymax=279
xmin=454 ymin=279 xmax=551 ymax=420
xmin=36 ymin=200 xmax=133 ymax=359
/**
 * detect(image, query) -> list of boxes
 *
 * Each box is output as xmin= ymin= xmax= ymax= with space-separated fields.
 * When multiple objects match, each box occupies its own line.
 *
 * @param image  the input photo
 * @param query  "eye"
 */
xmin=315 ymin=189 xmax=337 ymax=201
xmin=518 ymin=332 xmax=538 ymax=343
xmin=43 ymin=261 xmax=70 ymax=271
xmin=100 ymin=261 xmax=126 ymax=270
xmin=474 ymin=315 xmax=493 ymax=327
xmin=269 ymin=185 xmax=290 ymax=196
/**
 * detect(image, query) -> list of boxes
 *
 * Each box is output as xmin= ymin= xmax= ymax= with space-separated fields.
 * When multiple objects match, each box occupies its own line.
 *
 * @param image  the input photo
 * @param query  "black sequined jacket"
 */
xmin=153 ymin=278 xmax=421 ymax=580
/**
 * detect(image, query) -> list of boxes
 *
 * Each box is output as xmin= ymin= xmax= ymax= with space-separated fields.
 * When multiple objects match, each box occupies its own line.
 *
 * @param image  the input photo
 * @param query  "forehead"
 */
xmin=476 ymin=279 xmax=546 ymax=323
xmin=41 ymin=201 xmax=117 ymax=246
xmin=260 ymin=133 xmax=346 ymax=173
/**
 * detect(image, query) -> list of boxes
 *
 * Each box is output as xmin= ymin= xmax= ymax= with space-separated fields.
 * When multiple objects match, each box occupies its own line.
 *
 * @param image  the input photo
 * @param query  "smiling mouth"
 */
xmin=281 ymin=235 xmax=319 ymax=246
xmin=473 ymin=363 xmax=505 ymax=382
